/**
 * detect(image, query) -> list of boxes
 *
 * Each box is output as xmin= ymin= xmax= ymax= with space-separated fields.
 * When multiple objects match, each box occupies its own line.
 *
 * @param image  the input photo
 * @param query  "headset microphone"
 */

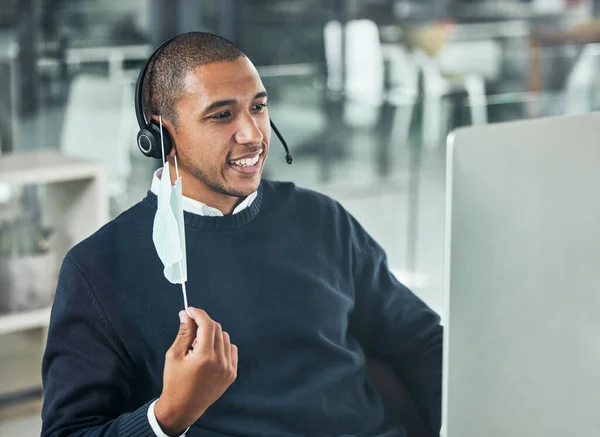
xmin=270 ymin=120 xmax=293 ymax=165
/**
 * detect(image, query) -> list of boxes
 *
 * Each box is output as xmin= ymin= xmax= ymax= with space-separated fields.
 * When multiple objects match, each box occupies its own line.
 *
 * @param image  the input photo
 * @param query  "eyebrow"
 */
xmin=203 ymin=91 xmax=268 ymax=114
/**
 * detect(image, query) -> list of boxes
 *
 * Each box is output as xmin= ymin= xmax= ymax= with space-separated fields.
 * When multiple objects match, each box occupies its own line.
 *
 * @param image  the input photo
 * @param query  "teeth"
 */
xmin=230 ymin=153 xmax=261 ymax=167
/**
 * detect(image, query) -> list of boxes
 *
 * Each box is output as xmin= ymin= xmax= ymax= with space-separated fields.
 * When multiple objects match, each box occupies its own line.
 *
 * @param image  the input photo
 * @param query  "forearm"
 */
xmin=42 ymin=255 xmax=145 ymax=436
xmin=391 ymin=322 xmax=443 ymax=432
xmin=42 ymin=400 xmax=155 ymax=437
xmin=350 ymin=231 xmax=443 ymax=431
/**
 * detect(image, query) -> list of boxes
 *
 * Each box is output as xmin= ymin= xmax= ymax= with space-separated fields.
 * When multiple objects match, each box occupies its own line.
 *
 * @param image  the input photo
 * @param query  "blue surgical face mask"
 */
xmin=152 ymin=116 xmax=189 ymax=312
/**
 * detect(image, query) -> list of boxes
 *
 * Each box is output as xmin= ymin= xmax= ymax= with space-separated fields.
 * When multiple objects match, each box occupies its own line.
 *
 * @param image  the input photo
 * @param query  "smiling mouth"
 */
xmin=228 ymin=149 xmax=264 ymax=167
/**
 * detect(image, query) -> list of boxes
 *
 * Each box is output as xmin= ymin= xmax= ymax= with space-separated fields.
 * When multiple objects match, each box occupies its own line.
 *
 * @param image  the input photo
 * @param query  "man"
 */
xmin=41 ymin=32 xmax=442 ymax=437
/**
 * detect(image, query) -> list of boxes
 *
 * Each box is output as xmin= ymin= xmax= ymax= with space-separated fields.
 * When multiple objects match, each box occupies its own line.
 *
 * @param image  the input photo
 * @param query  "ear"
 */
xmin=150 ymin=114 xmax=177 ymax=154
xmin=168 ymin=143 xmax=177 ymax=158
xmin=149 ymin=114 xmax=166 ymax=128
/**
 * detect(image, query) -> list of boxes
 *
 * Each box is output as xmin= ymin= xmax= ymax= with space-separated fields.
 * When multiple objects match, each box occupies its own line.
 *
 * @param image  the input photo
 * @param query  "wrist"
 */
xmin=154 ymin=398 xmax=188 ymax=436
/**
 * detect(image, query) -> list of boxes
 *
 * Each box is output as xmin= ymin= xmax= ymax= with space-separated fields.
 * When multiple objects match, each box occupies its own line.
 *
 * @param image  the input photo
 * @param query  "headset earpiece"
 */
xmin=136 ymin=120 xmax=173 ymax=159
xmin=135 ymin=36 xmax=179 ymax=160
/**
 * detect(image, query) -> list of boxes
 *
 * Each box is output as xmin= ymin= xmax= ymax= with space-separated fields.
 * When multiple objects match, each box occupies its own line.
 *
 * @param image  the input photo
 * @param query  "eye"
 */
xmin=252 ymin=103 xmax=267 ymax=111
xmin=211 ymin=111 xmax=231 ymax=120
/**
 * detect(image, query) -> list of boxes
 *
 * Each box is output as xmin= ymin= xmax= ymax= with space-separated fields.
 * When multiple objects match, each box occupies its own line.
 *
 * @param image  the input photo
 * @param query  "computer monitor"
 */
xmin=442 ymin=113 xmax=600 ymax=437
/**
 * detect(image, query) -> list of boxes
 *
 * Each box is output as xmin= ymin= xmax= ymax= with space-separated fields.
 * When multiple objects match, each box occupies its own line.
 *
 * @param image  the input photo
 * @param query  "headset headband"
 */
xmin=135 ymin=35 xmax=180 ymax=130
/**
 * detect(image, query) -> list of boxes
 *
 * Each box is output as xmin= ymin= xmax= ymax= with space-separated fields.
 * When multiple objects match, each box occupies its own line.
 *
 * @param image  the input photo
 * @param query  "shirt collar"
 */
xmin=150 ymin=168 xmax=258 ymax=217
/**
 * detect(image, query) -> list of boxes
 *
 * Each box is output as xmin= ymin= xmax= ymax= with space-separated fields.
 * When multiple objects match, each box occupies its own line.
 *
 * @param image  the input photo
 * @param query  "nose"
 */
xmin=234 ymin=112 xmax=264 ymax=146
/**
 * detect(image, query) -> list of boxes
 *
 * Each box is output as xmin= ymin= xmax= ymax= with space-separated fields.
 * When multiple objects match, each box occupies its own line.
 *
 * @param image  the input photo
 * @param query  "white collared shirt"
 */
xmin=147 ymin=167 xmax=257 ymax=436
xmin=150 ymin=167 xmax=258 ymax=216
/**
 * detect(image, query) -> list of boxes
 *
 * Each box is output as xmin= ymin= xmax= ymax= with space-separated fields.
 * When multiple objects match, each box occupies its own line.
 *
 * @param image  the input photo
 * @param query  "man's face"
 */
xmin=168 ymin=56 xmax=270 ymax=201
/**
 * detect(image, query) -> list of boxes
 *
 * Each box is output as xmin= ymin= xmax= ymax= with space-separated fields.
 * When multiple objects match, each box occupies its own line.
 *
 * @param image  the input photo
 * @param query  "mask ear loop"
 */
xmin=174 ymin=154 xmax=180 ymax=179
xmin=160 ymin=116 xmax=191 ymax=317
xmin=159 ymin=115 xmax=166 ymax=165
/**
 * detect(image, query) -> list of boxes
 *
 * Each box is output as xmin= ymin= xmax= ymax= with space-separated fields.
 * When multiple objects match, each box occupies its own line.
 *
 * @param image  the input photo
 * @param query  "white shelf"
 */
xmin=0 ymin=150 xmax=104 ymax=185
xmin=0 ymin=150 xmax=108 ymax=409
xmin=0 ymin=307 xmax=51 ymax=336
xmin=0 ymin=150 xmax=108 ymax=340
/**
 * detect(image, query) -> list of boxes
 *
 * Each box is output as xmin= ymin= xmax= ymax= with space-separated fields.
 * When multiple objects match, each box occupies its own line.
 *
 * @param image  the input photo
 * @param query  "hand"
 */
xmin=155 ymin=307 xmax=238 ymax=435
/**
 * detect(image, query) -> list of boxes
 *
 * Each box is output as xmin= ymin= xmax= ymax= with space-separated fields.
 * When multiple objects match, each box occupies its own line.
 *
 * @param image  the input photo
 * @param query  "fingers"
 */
xmin=224 ymin=333 xmax=237 ymax=379
xmin=180 ymin=308 xmax=237 ymax=373
xmin=223 ymin=331 xmax=231 ymax=364
xmin=169 ymin=310 xmax=196 ymax=357
xmin=215 ymin=329 xmax=235 ymax=373
xmin=231 ymin=343 xmax=238 ymax=374
xmin=187 ymin=307 xmax=215 ymax=355
xmin=214 ymin=322 xmax=224 ymax=361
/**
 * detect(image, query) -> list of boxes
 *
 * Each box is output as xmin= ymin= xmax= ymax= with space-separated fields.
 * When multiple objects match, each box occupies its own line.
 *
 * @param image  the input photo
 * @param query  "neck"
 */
xmin=184 ymin=188 xmax=243 ymax=216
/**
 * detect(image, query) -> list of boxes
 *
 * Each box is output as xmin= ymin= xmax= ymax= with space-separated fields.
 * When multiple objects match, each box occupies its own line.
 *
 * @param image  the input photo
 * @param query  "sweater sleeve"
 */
xmin=347 ymin=214 xmax=443 ymax=433
xmin=41 ymin=255 xmax=156 ymax=437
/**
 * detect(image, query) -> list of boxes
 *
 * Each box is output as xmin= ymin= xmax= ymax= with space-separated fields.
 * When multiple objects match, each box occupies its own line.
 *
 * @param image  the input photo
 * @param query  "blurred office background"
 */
xmin=1 ymin=0 xmax=600 ymax=433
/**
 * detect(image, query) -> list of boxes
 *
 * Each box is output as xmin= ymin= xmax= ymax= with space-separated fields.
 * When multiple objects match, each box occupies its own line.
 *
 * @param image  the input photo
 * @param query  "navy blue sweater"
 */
xmin=41 ymin=180 xmax=442 ymax=437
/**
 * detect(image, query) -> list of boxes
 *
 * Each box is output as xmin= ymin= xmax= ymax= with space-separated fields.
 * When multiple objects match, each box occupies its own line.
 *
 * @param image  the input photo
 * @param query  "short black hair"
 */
xmin=142 ymin=32 xmax=246 ymax=129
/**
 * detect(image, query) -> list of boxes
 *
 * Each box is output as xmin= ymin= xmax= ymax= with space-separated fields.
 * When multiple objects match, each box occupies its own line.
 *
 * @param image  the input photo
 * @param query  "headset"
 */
xmin=134 ymin=32 xmax=293 ymax=164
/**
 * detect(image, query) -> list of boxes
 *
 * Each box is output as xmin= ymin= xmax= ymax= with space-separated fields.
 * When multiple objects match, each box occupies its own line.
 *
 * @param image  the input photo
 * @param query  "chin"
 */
xmin=232 ymin=177 xmax=261 ymax=197
xmin=220 ymin=172 xmax=260 ymax=197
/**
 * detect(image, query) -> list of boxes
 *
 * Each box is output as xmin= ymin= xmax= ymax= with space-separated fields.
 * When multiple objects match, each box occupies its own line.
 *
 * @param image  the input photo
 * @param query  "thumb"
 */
xmin=170 ymin=310 xmax=196 ymax=357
